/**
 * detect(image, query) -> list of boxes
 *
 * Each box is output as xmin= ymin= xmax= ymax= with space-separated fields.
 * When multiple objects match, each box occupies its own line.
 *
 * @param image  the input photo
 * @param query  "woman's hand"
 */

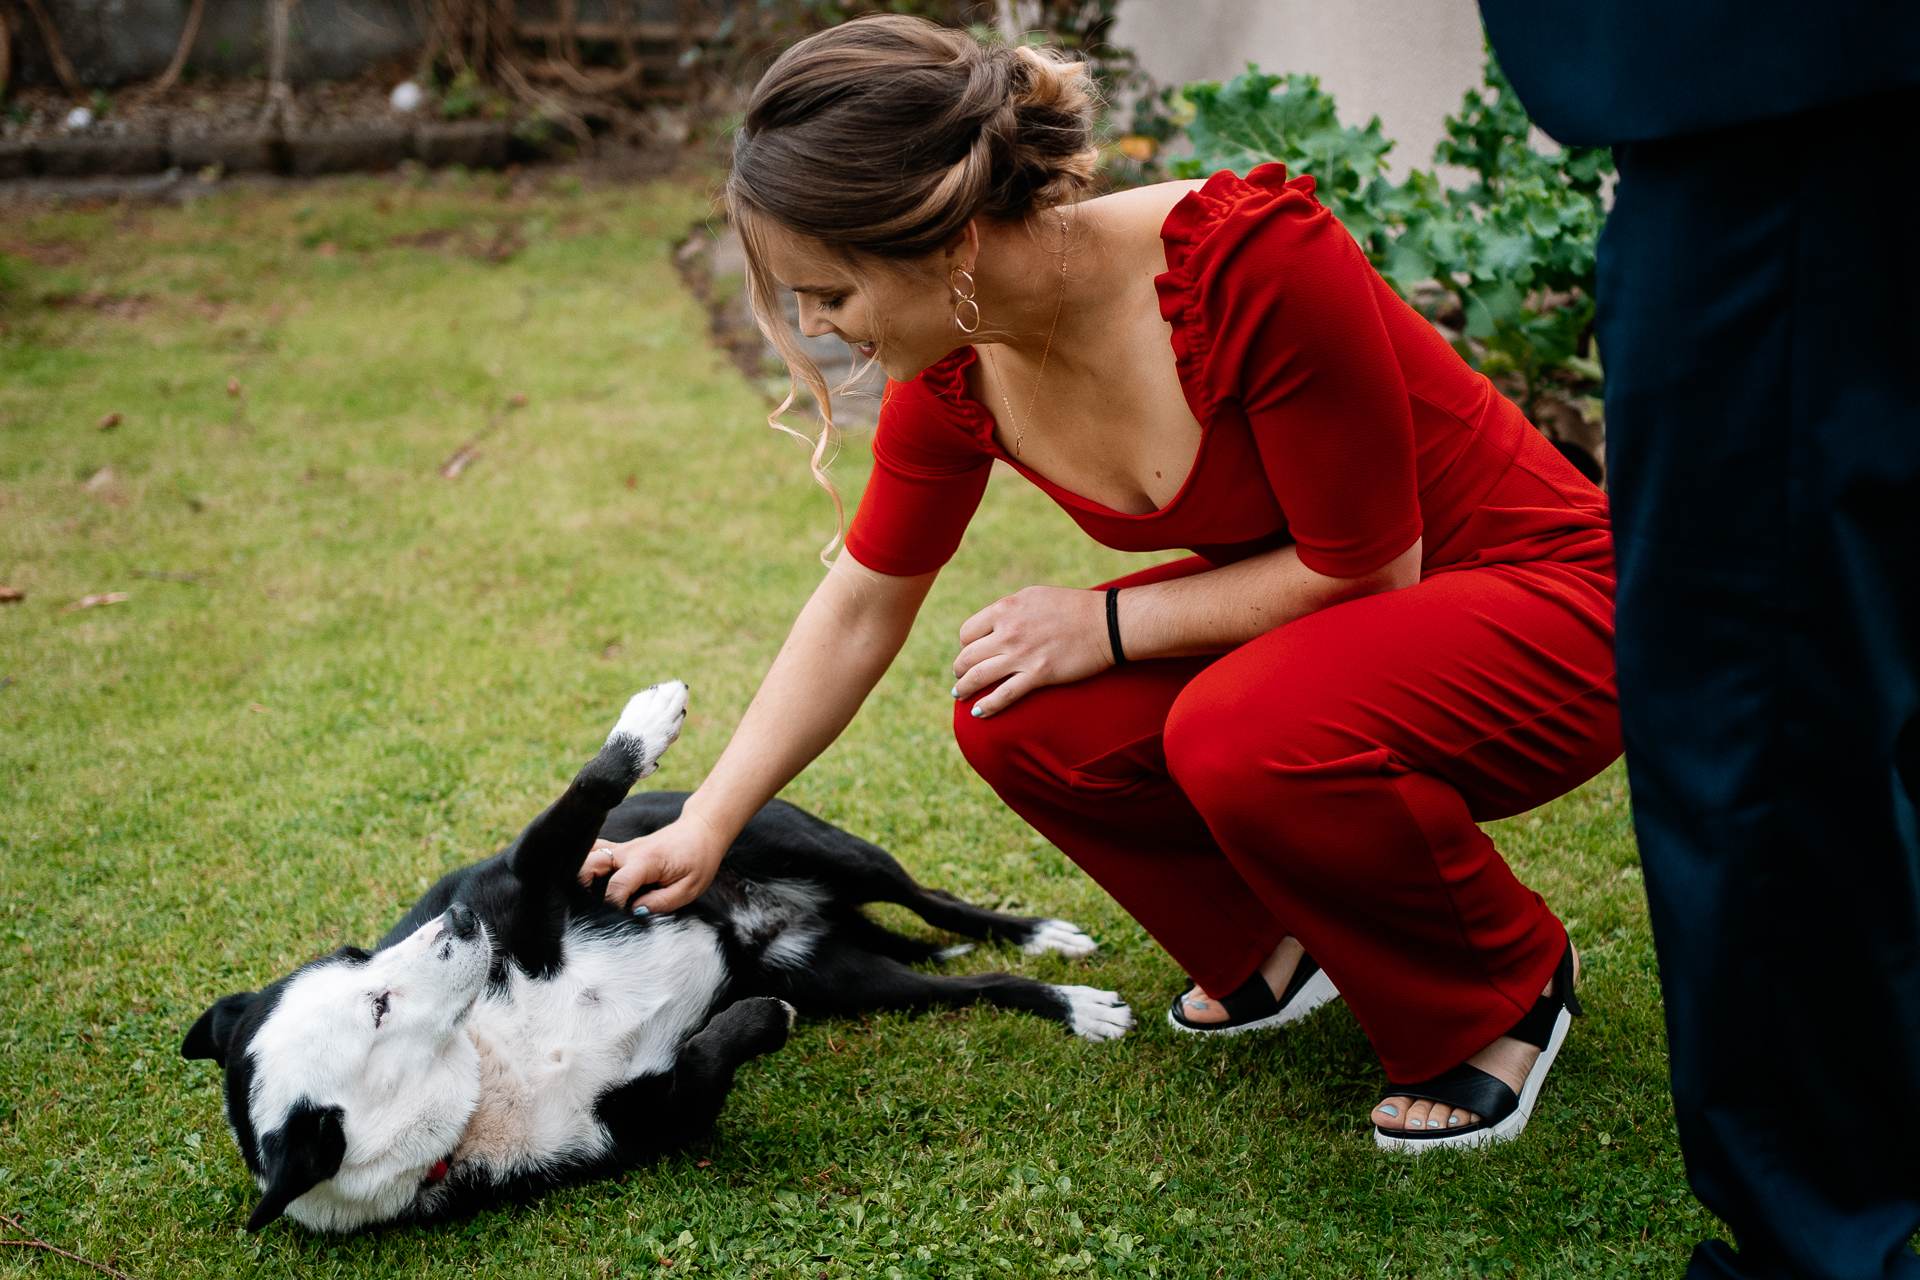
xmin=577 ymin=811 xmax=731 ymax=915
xmin=953 ymin=585 xmax=1110 ymax=718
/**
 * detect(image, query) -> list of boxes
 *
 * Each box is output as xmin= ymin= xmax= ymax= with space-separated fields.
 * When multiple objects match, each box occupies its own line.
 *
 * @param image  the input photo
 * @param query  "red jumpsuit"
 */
xmin=842 ymin=166 xmax=1620 ymax=1083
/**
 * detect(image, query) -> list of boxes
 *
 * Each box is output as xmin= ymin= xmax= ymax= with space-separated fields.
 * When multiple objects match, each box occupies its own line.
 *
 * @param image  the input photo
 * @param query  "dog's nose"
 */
xmin=446 ymin=903 xmax=478 ymax=940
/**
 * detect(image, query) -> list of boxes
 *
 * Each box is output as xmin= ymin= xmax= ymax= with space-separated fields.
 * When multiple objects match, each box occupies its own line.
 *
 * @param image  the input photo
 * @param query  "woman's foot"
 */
xmin=1176 ymin=936 xmax=1306 ymax=1025
xmin=1370 ymin=949 xmax=1580 ymax=1134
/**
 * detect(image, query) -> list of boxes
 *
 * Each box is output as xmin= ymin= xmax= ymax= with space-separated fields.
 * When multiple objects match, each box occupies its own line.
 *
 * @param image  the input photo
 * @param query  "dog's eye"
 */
xmin=373 ymin=993 xmax=391 ymax=1027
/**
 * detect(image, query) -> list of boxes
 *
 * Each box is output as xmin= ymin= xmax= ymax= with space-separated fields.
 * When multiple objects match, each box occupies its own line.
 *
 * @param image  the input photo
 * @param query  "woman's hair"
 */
xmin=726 ymin=15 xmax=1099 ymax=560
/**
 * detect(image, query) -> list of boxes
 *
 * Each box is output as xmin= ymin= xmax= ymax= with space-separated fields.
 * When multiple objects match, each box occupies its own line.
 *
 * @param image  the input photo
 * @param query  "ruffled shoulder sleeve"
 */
xmin=842 ymin=350 xmax=996 ymax=577
xmin=1155 ymin=164 xmax=1324 ymax=389
xmin=1156 ymin=164 xmax=1424 ymax=579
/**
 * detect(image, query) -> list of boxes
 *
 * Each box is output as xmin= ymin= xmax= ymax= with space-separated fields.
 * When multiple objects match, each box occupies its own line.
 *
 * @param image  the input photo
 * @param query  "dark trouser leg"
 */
xmin=1600 ymin=84 xmax=1920 ymax=1280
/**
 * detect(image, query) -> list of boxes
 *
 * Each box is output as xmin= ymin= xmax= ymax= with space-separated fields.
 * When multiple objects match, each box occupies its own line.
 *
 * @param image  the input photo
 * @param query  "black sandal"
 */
xmin=1166 ymin=951 xmax=1340 ymax=1036
xmin=1373 ymin=944 xmax=1582 ymax=1151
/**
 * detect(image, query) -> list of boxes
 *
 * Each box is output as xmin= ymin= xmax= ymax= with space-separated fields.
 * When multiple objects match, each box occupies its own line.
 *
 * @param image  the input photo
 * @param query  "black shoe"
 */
xmin=1373 ymin=944 xmax=1582 ymax=1151
xmin=1166 ymin=952 xmax=1340 ymax=1037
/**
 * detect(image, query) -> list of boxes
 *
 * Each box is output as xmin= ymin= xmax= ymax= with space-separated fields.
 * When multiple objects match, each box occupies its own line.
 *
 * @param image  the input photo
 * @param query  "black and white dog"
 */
xmin=181 ymin=682 xmax=1132 ymax=1234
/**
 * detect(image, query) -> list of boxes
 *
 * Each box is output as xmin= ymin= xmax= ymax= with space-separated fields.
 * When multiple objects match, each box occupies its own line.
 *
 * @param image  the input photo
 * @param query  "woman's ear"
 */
xmin=943 ymin=219 xmax=982 ymax=274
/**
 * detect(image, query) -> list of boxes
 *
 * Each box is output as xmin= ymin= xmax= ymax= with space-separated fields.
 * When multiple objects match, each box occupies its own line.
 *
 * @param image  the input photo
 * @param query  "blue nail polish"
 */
xmin=1379 ymin=1104 xmax=1398 ymax=1118
xmin=969 ymin=705 xmax=983 ymax=718
xmin=632 ymin=905 xmax=650 ymax=917
xmin=950 ymin=686 xmax=959 ymax=698
xmin=1447 ymin=1115 xmax=1462 ymax=1125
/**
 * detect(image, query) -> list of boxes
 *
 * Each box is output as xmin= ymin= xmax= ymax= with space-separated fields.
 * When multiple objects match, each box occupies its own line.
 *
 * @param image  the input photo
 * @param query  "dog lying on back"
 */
xmin=181 ymin=682 xmax=1133 ymax=1233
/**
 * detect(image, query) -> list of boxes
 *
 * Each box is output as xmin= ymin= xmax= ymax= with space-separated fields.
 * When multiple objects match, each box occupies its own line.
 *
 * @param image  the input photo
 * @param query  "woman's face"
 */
xmin=754 ymin=223 xmax=961 ymax=384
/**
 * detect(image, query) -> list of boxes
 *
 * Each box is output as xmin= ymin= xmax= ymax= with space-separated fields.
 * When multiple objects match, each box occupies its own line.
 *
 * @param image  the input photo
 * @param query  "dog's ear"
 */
xmin=246 ymin=1102 xmax=347 ymax=1232
xmin=182 ymin=992 xmax=258 ymax=1068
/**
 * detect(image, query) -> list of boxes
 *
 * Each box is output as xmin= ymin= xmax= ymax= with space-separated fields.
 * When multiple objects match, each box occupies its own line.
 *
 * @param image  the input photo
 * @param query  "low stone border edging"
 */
xmin=0 ymin=120 xmax=516 ymax=180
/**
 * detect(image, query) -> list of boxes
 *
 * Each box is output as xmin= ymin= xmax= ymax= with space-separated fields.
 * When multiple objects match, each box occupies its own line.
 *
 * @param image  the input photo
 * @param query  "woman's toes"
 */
xmin=1447 ymin=1106 xmax=1477 ymax=1129
xmin=1178 ymin=987 xmax=1228 ymax=1024
xmin=1405 ymin=1099 xmax=1438 ymax=1130
xmin=1374 ymin=1096 xmax=1413 ymax=1129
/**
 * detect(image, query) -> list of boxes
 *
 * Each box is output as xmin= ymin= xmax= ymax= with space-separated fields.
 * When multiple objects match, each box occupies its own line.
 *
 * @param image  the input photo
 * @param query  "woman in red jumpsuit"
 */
xmin=582 ymin=16 xmax=1620 ymax=1151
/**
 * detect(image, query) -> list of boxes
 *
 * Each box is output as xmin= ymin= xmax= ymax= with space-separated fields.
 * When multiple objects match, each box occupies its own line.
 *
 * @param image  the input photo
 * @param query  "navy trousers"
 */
xmin=1599 ymin=85 xmax=1920 ymax=1278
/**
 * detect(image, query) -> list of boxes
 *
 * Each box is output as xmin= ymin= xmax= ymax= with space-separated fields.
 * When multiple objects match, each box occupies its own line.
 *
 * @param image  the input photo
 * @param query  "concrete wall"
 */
xmin=4 ymin=0 xmax=694 ymax=89
xmin=1111 ymin=0 xmax=1489 ymax=180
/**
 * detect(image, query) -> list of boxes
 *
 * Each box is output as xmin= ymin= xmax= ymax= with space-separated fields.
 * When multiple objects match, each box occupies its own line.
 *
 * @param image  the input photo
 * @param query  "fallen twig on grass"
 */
xmin=0 ymin=586 xmax=25 ymax=603
xmin=439 ymin=441 xmax=482 ymax=478
xmin=0 ymin=1213 xmax=139 ymax=1280
xmin=61 ymin=593 xmax=129 ymax=612
xmin=438 ymin=393 xmax=528 ymax=479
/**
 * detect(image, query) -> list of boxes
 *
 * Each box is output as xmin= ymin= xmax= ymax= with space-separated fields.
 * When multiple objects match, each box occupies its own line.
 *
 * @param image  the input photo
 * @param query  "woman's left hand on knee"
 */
xmin=953 ymin=586 xmax=1110 ymax=717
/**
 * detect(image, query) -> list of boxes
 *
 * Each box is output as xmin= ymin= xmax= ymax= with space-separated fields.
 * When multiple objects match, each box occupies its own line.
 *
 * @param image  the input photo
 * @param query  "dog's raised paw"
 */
xmin=607 ymin=681 xmax=689 ymax=779
xmin=1021 ymin=919 xmax=1097 ymax=959
xmin=1051 ymin=985 xmax=1134 ymax=1042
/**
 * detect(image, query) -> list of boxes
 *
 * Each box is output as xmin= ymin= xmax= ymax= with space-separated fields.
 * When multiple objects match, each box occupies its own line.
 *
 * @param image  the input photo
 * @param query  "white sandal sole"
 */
xmin=1373 ymin=1004 xmax=1571 ymax=1153
xmin=1166 ymin=966 xmax=1341 ymax=1037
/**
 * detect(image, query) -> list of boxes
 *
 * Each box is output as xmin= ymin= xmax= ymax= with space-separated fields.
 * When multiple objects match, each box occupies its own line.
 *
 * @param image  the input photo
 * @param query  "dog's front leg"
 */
xmin=484 ymin=684 xmax=688 ymax=977
xmin=594 ymin=997 xmax=794 ymax=1161
xmin=506 ymin=684 xmax=688 ymax=888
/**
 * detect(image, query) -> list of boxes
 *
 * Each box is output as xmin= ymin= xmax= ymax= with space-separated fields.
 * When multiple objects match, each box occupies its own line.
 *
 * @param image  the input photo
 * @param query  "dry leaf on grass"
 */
xmin=97 ymin=412 xmax=122 ymax=431
xmin=226 ymin=378 xmax=241 ymax=397
xmin=61 ymin=593 xmax=129 ymax=613
xmin=247 ymin=702 xmax=271 ymax=714
xmin=0 ymin=586 xmax=25 ymax=603
xmin=81 ymin=466 xmax=116 ymax=491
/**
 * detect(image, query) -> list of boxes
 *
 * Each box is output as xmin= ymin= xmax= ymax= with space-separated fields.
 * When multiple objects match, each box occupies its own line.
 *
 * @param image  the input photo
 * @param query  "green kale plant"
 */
xmin=1169 ymin=52 xmax=1612 ymax=417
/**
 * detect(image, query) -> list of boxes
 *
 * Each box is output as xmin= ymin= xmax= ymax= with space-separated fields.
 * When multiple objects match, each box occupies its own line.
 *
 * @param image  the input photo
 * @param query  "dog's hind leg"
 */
xmin=595 ymin=997 xmax=794 ymax=1159
xmin=763 ymin=940 xmax=1133 ymax=1042
xmin=731 ymin=801 xmax=1100 ymax=959
xmin=819 ymin=908 xmax=960 ymax=966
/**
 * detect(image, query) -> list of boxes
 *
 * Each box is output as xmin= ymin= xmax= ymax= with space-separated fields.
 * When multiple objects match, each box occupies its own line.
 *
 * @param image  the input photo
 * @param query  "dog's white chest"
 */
xmin=452 ymin=918 xmax=726 ymax=1176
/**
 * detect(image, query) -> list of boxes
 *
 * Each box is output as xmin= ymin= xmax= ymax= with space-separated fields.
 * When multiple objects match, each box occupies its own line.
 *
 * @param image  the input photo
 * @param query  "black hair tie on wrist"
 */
xmin=1106 ymin=586 xmax=1128 ymax=665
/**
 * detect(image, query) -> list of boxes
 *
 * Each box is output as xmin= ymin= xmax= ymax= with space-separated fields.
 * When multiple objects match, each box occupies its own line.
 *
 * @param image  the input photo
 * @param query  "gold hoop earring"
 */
xmin=949 ymin=264 xmax=980 ymax=334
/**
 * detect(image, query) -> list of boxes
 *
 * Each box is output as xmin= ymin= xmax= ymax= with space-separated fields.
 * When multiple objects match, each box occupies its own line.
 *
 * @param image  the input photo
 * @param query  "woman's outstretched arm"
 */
xmin=580 ymin=554 xmax=937 ymax=913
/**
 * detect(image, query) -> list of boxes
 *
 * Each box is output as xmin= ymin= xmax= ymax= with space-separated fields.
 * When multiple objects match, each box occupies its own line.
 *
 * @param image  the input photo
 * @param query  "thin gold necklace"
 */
xmin=986 ymin=212 xmax=1070 ymax=457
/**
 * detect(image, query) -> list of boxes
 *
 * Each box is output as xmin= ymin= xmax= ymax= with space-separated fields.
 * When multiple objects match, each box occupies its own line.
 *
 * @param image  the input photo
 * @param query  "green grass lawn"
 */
xmin=0 ymin=170 xmax=1712 ymax=1278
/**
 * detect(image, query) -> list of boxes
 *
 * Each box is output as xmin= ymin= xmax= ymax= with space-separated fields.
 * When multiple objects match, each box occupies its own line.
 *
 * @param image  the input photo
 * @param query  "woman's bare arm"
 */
xmin=952 ymin=537 xmax=1422 ymax=717
xmin=581 ymin=554 xmax=936 ymax=912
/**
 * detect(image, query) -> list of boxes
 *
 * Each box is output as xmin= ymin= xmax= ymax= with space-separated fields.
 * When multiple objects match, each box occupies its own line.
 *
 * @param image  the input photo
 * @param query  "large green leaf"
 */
xmin=1171 ymin=48 xmax=1614 ymax=406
